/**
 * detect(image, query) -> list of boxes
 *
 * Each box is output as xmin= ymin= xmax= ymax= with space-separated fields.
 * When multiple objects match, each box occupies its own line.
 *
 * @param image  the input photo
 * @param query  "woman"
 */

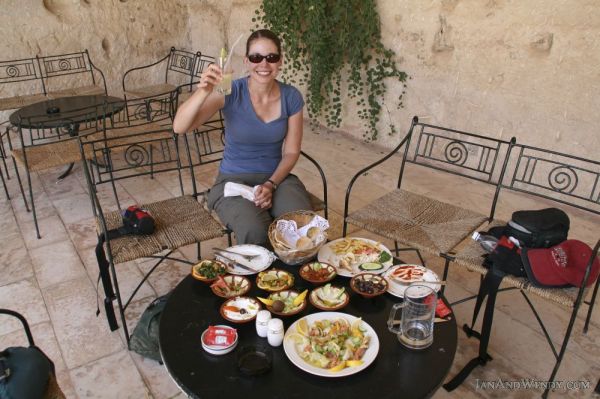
xmin=173 ymin=29 xmax=312 ymax=245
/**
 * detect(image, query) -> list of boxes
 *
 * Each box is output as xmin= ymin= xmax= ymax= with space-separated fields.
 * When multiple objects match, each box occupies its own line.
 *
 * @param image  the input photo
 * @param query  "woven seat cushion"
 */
xmin=453 ymin=219 xmax=587 ymax=308
xmin=46 ymin=85 xmax=105 ymax=99
xmin=0 ymin=93 xmax=47 ymax=111
xmin=12 ymin=138 xmax=81 ymax=172
xmin=346 ymin=188 xmax=487 ymax=255
xmin=124 ymin=83 xmax=177 ymax=99
xmin=308 ymin=192 xmax=325 ymax=212
xmin=99 ymin=195 xmax=225 ymax=264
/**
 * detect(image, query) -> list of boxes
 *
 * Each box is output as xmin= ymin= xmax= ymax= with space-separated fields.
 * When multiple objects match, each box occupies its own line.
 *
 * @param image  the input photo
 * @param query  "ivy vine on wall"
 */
xmin=253 ymin=0 xmax=408 ymax=141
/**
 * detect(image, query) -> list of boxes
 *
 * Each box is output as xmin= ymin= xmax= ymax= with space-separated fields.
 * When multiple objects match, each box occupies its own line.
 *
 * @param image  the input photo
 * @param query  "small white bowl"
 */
xmin=201 ymin=325 xmax=238 ymax=356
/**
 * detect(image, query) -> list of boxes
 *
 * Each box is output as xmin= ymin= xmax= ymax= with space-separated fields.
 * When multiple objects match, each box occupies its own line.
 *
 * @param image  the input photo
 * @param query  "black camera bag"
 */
xmin=505 ymin=208 xmax=569 ymax=248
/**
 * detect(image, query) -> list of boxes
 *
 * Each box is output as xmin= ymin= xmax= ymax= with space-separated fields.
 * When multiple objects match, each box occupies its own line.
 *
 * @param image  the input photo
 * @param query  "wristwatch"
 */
xmin=266 ymin=179 xmax=278 ymax=190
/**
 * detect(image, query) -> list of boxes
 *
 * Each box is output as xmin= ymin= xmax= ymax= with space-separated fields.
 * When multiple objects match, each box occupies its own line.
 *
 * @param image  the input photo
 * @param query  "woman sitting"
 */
xmin=173 ymin=29 xmax=312 ymax=245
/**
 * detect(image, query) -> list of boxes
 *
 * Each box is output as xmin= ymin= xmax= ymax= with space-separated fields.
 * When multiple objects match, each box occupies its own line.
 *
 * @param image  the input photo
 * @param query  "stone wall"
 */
xmin=1 ymin=0 xmax=597 ymax=159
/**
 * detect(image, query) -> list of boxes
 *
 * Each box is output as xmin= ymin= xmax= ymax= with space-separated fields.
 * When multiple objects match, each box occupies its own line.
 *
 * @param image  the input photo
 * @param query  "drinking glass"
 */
xmin=216 ymin=56 xmax=232 ymax=95
xmin=387 ymin=284 xmax=437 ymax=349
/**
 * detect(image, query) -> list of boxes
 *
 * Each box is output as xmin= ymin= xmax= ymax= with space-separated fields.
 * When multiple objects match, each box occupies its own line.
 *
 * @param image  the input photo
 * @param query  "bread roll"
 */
xmin=296 ymin=236 xmax=313 ymax=250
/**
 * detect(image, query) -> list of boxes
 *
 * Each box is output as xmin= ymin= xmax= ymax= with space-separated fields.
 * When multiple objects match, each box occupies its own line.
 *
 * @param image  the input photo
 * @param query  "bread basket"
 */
xmin=268 ymin=210 xmax=327 ymax=265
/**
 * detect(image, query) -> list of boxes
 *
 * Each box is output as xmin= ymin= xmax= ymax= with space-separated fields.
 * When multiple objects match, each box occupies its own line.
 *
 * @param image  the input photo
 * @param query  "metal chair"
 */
xmin=80 ymin=120 xmax=230 ymax=344
xmin=122 ymin=47 xmax=212 ymax=101
xmin=38 ymin=50 xmax=107 ymax=98
xmin=447 ymin=144 xmax=600 ymax=397
xmin=7 ymin=102 xmax=107 ymax=238
xmin=182 ymin=122 xmax=329 ymax=221
xmin=0 ymin=308 xmax=65 ymax=399
xmin=343 ymin=116 xmax=514 ymax=289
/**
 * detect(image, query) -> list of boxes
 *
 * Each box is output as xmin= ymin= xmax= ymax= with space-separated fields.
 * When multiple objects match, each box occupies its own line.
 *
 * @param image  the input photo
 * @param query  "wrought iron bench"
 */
xmin=0 ymin=51 xmax=107 ymax=181
xmin=39 ymin=50 xmax=107 ymax=99
xmin=447 ymin=144 xmax=600 ymax=398
xmin=343 ymin=115 xmax=599 ymax=397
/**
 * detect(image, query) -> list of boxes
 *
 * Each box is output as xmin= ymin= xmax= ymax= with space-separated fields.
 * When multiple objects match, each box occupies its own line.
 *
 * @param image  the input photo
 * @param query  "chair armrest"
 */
xmin=89 ymin=57 xmax=108 ymax=95
xmin=342 ymin=116 xmax=417 ymax=236
xmin=122 ymin=51 xmax=171 ymax=94
xmin=300 ymin=150 xmax=328 ymax=219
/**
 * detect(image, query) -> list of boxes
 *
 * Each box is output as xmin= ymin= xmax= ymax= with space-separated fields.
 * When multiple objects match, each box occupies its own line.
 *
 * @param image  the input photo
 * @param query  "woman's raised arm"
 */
xmin=173 ymin=64 xmax=226 ymax=134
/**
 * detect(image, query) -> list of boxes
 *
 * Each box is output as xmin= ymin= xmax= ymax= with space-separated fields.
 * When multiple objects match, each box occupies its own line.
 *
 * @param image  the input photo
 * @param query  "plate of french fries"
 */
xmin=317 ymin=237 xmax=393 ymax=277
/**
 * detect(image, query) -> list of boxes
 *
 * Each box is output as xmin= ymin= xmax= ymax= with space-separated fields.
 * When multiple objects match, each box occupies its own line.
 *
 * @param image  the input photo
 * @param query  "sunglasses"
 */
xmin=247 ymin=53 xmax=281 ymax=64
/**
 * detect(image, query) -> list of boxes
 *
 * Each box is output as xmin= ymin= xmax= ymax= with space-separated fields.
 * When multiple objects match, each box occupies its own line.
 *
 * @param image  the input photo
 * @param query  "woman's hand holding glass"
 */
xmin=197 ymin=64 xmax=223 ymax=93
xmin=254 ymin=183 xmax=273 ymax=209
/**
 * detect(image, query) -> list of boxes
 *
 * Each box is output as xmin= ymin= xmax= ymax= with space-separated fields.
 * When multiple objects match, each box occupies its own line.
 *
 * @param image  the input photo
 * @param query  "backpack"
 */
xmin=129 ymin=294 xmax=169 ymax=363
xmin=0 ymin=347 xmax=54 ymax=399
xmin=505 ymin=208 xmax=569 ymax=248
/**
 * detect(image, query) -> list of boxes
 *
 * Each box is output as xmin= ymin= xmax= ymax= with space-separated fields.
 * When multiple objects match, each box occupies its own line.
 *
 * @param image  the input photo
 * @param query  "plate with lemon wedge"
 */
xmin=283 ymin=312 xmax=379 ymax=377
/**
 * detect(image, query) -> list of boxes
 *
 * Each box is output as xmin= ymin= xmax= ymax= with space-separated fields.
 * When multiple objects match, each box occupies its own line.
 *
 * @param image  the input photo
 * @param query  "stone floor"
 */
xmin=0 ymin=124 xmax=598 ymax=398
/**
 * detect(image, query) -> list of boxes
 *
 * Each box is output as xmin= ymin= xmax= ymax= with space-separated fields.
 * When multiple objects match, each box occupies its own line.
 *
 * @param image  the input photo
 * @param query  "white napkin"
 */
xmin=224 ymin=182 xmax=260 ymax=202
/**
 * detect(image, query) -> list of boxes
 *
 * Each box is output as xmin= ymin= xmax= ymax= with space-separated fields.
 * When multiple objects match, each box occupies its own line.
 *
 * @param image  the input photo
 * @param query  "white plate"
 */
xmin=382 ymin=264 xmax=441 ymax=298
xmin=317 ymin=237 xmax=393 ymax=277
xmin=283 ymin=312 xmax=379 ymax=378
xmin=215 ymin=245 xmax=276 ymax=275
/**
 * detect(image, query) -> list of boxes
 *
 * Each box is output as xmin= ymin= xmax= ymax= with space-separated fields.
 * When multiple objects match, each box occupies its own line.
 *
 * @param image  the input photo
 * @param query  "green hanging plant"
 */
xmin=253 ymin=0 xmax=408 ymax=141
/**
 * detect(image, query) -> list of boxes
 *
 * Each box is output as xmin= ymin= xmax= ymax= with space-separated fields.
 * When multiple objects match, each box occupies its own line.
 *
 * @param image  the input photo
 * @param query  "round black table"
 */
xmin=9 ymin=94 xmax=124 ymax=129
xmin=9 ymin=94 xmax=124 ymax=178
xmin=159 ymin=260 xmax=457 ymax=399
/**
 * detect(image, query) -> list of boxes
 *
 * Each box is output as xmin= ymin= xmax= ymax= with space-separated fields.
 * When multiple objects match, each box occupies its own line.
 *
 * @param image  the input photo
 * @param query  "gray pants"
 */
xmin=207 ymin=172 xmax=312 ymax=245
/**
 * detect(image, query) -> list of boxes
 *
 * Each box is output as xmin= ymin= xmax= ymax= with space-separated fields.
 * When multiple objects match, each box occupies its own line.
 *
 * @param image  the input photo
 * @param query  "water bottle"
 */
xmin=471 ymin=232 xmax=499 ymax=253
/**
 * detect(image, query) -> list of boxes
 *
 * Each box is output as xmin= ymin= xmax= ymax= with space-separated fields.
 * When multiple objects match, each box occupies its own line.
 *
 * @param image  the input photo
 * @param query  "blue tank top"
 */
xmin=219 ymin=77 xmax=304 ymax=174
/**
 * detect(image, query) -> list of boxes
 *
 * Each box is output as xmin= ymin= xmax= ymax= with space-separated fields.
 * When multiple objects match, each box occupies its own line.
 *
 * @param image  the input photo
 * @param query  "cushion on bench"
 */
xmin=98 ymin=195 xmax=225 ymax=264
xmin=346 ymin=188 xmax=487 ymax=255
xmin=124 ymin=83 xmax=177 ymax=99
xmin=11 ymin=138 xmax=81 ymax=172
xmin=46 ymin=85 xmax=105 ymax=99
xmin=0 ymin=93 xmax=47 ymax=111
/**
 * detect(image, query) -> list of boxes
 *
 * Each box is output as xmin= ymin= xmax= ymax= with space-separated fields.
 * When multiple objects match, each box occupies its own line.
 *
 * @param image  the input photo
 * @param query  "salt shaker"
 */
xmin=267 ymin=318 xmax=284 ymax=347
xmin=255 ymin=310 xmax=271 ymax=338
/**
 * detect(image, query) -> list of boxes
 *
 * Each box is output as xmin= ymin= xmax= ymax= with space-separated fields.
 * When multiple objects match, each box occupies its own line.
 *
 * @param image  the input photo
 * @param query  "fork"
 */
xmin=213 ymin=247 xmax=260 ymax=261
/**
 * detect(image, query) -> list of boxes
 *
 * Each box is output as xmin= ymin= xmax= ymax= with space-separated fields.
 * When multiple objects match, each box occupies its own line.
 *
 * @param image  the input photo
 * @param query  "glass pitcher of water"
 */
xmin=387 ymin=284 xmax=437 ymax=349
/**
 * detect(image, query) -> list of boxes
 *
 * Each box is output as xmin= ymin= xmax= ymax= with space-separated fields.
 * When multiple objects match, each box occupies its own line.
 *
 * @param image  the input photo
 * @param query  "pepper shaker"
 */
xmin=256 ymin=310 xmax=271 ymax=338
xmin=267 ymin=318 xmax=284 ymax=347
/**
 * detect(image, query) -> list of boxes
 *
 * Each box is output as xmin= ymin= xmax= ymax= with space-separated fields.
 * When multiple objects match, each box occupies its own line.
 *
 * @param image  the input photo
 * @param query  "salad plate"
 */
xmin=317 ymin=237 xmax=393 ymax=277
xmin=309 ymin=285 xmax=349 ymax=311
xmin=382 ymin=264 xmax=441 ymax=298
xmin=283 ymin=312 xmax=379 ymax=377
xmin=215 ymin=245 xmax=276 ymax=276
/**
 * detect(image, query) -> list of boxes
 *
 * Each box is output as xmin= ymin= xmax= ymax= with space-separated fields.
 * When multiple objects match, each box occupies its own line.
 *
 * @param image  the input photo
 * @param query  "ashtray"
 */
xmin=46 ymin=106 xmax=60 ymax=114
xmin=236 ymin=344 xmax=272 ymax=376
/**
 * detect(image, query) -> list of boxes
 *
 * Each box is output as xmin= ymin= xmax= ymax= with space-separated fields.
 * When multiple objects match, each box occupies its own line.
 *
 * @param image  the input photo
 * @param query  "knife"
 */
xmin=215 ymin=251 xmax=256 ymax=272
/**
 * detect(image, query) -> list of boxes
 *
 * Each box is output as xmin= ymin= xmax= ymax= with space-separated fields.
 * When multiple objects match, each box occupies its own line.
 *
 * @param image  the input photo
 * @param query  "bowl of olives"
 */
xmin=350 ymin=273 xmax=388 ymax=298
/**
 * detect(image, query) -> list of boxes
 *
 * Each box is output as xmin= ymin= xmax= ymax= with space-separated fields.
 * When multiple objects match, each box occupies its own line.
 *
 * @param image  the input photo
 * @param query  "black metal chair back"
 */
xmin=499 ymin=144 xmax=600 ymax=216
xmin=110 ymin=89 xmax=178 ymax=128
xmin=38 ymin=50 xmax=107 ymax=95
xmin=0 ymin=57 xmax=43 ymax=87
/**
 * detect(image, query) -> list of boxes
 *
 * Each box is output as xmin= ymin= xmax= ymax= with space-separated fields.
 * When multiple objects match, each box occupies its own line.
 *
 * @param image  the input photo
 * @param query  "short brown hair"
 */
xmin=246 ymin=29 xmax=282 ymax=55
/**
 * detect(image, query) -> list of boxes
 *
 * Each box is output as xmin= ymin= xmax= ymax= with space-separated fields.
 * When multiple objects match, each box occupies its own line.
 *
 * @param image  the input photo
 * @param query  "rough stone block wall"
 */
xmin=1 ymin=0 xmax=597 ymax=160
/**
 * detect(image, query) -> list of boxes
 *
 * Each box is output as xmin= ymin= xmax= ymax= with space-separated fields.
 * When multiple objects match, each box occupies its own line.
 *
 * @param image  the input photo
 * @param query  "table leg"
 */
xmin=57 ymin=123 xmax=80 ymax=180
